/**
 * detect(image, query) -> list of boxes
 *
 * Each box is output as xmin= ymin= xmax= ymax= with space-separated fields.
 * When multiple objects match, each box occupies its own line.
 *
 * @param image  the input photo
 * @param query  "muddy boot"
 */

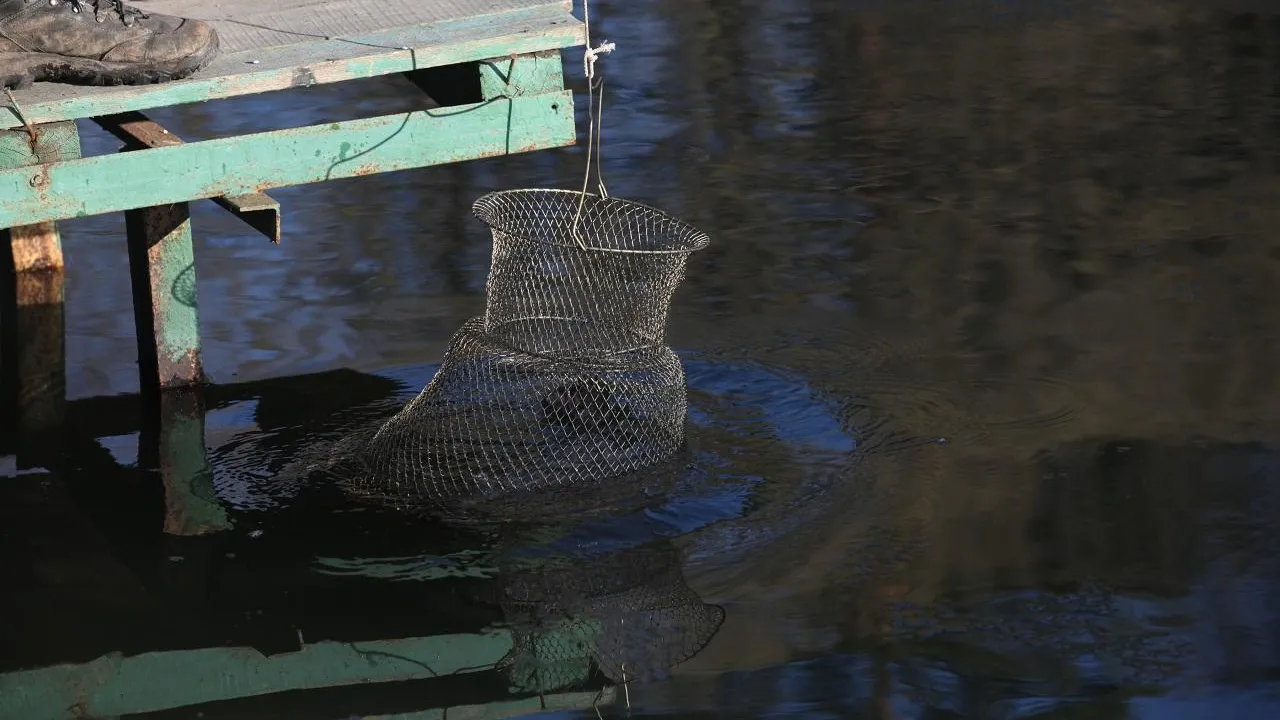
xmin=0 ymin=0 xmax=219 ymax=89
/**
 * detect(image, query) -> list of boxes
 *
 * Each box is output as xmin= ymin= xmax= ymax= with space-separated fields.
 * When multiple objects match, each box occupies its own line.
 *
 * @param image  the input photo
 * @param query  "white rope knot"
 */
xmin=583 ymin=40 xmax=615 ymax=80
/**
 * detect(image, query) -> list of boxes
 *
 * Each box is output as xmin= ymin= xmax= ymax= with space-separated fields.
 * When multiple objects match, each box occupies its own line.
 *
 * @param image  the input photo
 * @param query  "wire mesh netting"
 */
xmin=495 ymin=541 xmax=726 ymax=694
xmin=477 ymin=190 xmax=707 ymax=356
xmin=300 ymin=190 xmax=710 ymax=511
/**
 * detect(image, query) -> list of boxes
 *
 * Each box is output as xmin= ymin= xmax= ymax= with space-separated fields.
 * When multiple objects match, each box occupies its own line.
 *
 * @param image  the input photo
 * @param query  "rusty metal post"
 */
xmin=125 ymin=201 xmax=205 ymax=390
xmin=0 ymin=121 xmax=80 ymax=465
xmin=100 ymin=112 xmax=206 ymax=390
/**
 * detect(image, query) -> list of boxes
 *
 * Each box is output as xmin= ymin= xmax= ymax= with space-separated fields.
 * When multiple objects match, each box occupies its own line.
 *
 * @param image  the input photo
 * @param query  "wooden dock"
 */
xmin=0 ymin=4 xmax=594 ymax=716
xmin=0 ymin=0 xmax=584 ymax=403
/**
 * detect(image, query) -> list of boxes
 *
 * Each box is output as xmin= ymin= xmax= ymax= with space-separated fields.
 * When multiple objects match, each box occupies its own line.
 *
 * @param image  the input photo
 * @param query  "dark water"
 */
xmin=6 ymin=0 xmax=1280 ymax=717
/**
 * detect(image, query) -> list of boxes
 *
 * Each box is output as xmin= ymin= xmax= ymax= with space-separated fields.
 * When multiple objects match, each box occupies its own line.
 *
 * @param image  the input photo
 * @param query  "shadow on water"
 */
xmin=6 ymin=0 xmax=1280 ymax=717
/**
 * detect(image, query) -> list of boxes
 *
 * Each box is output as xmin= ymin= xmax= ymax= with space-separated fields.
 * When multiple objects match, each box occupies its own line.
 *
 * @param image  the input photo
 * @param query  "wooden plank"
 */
xmin=0 ymin=4 xmax=583 ymax=130
xmin=0 ymin=124 xmax=81 ymax=267
xmin=0 ymin=121 xmax=82 ymax=167
xmin=5 ymin=223 xmax=62 ymax=276
xmin=145 ymin=0 xmax=571 ymax=53
xmin=1 ymin=122 xmax=82 ymax=288
xmin=479 ymin=49 xmax=566 ymax=99
xmin=0 ymin=272 xmax=64 ymax=440
xmin=0 ymin=633 xmax=516 ymax=720
xmin=0 ymin=121 xmax=80 ymax=448
xmin=403 ymin=48 xmax=566 ymax=111
xmin=0 ymin=90 xmax=574 ymax=227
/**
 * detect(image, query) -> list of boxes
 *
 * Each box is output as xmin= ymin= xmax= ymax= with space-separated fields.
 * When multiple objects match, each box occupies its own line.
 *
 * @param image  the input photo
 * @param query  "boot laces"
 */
xmin=64 ymin=0 xmax=149 ymax=26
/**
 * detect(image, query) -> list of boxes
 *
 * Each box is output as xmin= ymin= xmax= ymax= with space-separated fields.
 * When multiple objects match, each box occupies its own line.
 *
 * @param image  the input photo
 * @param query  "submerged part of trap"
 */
xmin=313 ymin=190 xmax=709 ymax=508
xmin=496 ymin=541 xmax=726 ymax=693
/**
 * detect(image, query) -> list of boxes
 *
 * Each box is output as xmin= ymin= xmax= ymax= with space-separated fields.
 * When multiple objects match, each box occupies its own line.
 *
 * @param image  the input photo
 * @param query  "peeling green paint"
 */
xmin=478 ymin=49 xmax=566 ymax=100
xmin=0 ymin=91 xmax=574 ymax=227
xmin=123 ymin=201 xmax=204 ymax=388
xmin=155 ymin=226 xmax=199 ymax=367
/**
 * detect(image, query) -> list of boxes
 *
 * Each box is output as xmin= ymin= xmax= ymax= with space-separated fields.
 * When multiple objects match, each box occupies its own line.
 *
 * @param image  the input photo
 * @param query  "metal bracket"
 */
xmin=93 ymin=112 xmax=283 ymax=244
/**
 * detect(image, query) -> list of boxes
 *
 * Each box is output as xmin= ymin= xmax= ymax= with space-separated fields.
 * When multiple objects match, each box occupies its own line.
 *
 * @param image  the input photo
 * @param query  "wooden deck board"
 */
xmin=143 ymin=0 xmax=571 ymax=53
xmin=2 ymin=0 xmax=582 ymax=130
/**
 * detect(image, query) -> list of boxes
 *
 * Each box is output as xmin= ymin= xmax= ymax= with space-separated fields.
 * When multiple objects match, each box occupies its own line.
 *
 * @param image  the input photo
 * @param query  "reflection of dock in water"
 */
xmin=0 ymin=366 xmax=736 ymax=718
xmin=0 ymin=369 xmax=543 ymax=718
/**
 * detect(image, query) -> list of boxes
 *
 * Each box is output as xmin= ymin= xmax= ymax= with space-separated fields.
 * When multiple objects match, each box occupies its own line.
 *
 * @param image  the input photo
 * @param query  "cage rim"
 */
xmin=472 ymin=189 xmax=711 ymax=256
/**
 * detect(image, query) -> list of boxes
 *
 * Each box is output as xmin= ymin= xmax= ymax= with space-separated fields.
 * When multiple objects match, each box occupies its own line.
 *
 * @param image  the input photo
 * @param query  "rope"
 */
xmin=572 ymin=0 xmax=615 ymax=247
xmin=3 ymin=88 xmax=38 ymax=146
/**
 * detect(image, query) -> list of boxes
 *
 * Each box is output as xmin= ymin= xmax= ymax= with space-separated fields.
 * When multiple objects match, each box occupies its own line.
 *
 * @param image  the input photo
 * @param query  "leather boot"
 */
xmin=0 ymin=0 xmax=218 ymax=89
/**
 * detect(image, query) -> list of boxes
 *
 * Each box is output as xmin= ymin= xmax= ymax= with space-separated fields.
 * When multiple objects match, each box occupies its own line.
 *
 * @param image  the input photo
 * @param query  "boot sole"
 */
xmin=0 ymin=35 xmax=218 ymax=90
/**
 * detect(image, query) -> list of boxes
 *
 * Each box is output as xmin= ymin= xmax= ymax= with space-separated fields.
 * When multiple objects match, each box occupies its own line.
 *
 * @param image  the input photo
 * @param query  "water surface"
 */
xmin=5 ymin=0 xmax=1280 ymax=717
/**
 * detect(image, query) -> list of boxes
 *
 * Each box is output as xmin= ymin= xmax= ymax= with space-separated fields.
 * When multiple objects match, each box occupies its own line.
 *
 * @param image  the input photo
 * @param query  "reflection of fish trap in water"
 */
xmin=496 ymin=542 xmax=725 ymax=693
xmin=323 ymin=190 xmax=709 ymax=507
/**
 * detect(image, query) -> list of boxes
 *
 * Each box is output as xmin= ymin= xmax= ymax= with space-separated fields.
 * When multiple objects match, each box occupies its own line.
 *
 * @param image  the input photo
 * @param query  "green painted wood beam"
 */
xmin=0 ymin=90 xmax=574 ymax=227
xmin=0 ymin=121 xmax=82 ymax=167
xmin=1 ymin=122 xmax=81 ymax=458
xmin=0 ymin=4 xmax=584 ymax=130
xmin=0 ymin=632 xmax=516 ymax=720
xmin=480 ymin=50 xmax=567 ymax=100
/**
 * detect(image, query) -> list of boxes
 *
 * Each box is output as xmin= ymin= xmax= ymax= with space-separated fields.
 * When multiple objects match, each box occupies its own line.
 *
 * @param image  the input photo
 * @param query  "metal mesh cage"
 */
xmin=305 ymin=190 xmax=709 ymax=509
xmin=475 ymin=189 xmax=709 ymax=356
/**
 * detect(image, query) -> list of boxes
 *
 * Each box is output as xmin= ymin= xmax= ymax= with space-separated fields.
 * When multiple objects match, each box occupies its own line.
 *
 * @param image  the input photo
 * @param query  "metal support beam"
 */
xmin=96 ymin=112 xmax=283 ymax=244
xmin=214 ymin=192 xmax=282 ymax=245
xmin=125 ymin=199 xmax=204 ymax=389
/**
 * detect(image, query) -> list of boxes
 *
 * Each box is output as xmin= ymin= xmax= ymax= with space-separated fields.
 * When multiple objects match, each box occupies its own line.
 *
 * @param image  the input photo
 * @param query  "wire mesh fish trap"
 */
xmin=477 ymin=190 xmax=707 ymax=356
xmin=324 ymin=190 xmax=710 ymax=508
